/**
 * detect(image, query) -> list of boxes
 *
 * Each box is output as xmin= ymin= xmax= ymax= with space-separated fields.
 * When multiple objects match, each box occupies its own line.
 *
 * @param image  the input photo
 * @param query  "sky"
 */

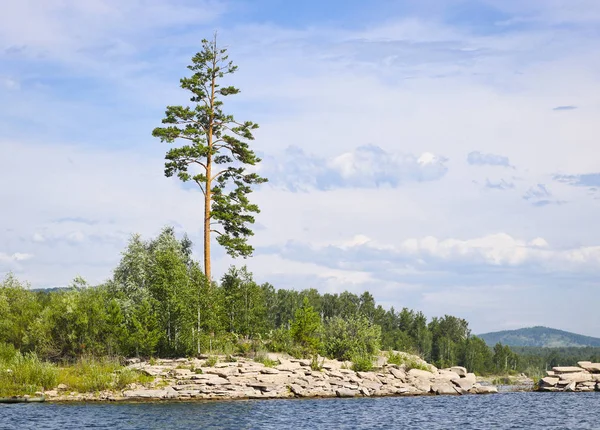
xmin=1 ymin=0 xmax=600 ymax=336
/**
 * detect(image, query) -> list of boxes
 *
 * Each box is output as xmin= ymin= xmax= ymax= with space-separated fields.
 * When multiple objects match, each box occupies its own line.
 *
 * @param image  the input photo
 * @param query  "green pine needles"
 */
xmin=152 ymin=34 xmax=267 ymax=280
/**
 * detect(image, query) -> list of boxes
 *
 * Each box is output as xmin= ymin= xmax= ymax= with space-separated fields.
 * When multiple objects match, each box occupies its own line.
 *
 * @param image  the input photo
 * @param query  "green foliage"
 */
xmin=310 ymin=355 xmax=324 ymax=371
xmin=152 ymin=35 xmax=267 ymax=266
xmin=387 ymin=352 xmax=431 ymax=372
xmin=253 ymin=353 xmax=277 ymax=368
xmin=204 ymin=356 xmax=218 ymax=367
xmin=290 ymin=297 xmax=323 ymax=357
xmin=351 ymin=354 xmax=374 ymax=372
xmin=0 ymin=345 xmax=57 ymax=396
xmin=323 ymin=315 xmax=381 ymax=362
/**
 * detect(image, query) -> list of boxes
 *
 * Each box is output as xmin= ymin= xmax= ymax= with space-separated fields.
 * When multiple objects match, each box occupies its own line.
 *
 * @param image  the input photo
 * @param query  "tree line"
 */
xmin=4 ymin=228 xmax=590 ymax=375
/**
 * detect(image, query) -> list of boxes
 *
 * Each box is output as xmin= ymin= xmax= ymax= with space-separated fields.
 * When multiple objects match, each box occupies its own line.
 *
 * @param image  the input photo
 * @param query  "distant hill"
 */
xmin=478 ymin=326 xmax=600 ymax=348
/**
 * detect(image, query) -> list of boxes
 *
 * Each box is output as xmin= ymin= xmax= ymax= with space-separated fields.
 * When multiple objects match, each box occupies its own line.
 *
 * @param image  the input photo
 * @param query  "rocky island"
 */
xmin=538 ymin=361 xmax=600 ymax=392
xmin=39 ymin=353 xmax=498 ymax=402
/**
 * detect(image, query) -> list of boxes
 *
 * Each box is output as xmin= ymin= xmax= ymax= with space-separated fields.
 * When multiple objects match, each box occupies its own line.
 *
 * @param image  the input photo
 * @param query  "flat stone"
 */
xmin=471 ymin=384 xmax=498 ymax=394
xmin=578 ymin=362 xmax=600 ymax=373
xmin=553 ymin=366 xmax=587 ymax=374
xmin=541 ymin=377 xmax=560 ymax=386
xmin=559 ymin=372 xmax=592 ymax=383
xmin=260 ymin=368 xmax=280 ymax=375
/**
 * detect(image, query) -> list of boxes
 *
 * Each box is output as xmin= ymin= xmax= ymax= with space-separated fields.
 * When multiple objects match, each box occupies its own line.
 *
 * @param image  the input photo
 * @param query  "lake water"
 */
xmin=1 ymin=392 xmax=598 ymax=429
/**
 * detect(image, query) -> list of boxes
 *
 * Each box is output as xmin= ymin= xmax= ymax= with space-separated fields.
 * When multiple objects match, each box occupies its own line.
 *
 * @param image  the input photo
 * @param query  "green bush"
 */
xmin=323 ymin=315 xmax=381 ymax=361
xmin=351 ymin=354 xmax=373 ymax=372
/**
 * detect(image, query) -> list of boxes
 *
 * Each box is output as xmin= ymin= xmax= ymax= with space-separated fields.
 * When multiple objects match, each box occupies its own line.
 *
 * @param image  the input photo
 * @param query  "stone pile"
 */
xmin=42 ymin=353 xmax=497 ymax=402
xmin=538 ymin=362 xmax=600 ymax=392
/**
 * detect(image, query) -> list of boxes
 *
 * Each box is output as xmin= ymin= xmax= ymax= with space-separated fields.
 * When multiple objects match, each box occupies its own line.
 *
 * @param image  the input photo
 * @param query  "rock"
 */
xmin=407 ymin=369 xmax=433 ymax=380
xmin=559 ymin=372 xmax=592 ymax=383
xmin=412 ymin=379 xmax=431 ymax=393
xmin=553 ymin=366 xmax=586 ymax=374
xmin=57 ymin=384 xmax=68 ymax=391
xmin=432 ymin=382 xmax=460 ymax=395
xmin=452 ymin=377 xmax=476 ymax=391
xmin=449 ymin=367 xmax=467 ymax=377
xmin=471 ymin=384 xmax=498 ymax=394
xmin=546 ymin=371 xmax=555 ymax=376
xmin=564 ymin=381 xmax=577 ymax=392
xmin=389 ymin=368 xmax=406 ymax=381
xmin=123 ymin=389 xmax=177 ymax=399
xmin=540 ymin=377 xmax=560 ymax=387
xmin=360 ymin=387 xmax=370 ymax=396
xmin=289 ymin=384 xmax=307 ymax=397
xmin=336 ymin=388 xmax=358 ymax=398
xmin=436 ymin=370 xmax=461 ymax=382
xmin=260 ymin=367 xmax=280 ymax=375
xmin=357 ymin=371 xmax=379 ymax=381
xmin=125 ymin=358 xmax=141 ymax=365
xmin=204 ymin=367 xmax=238 ymax=378
xmin=276 ymin=359 xmax=301 ymax=372
xmin=578 ymin=362 xmax=600 ymax=373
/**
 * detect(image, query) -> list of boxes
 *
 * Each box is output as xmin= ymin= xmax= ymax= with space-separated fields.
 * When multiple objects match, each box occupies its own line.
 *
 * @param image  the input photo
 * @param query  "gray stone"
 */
xmin=260 ymin=367 xmax=280 ymax=375
xmin=553 ymin=366 xmax=586 ymax=374
xmin=452 ymin=377 xmax=475 ymax=391
xmin=471 ymin=384 xmax=498 ymax=394
xmin=57 ymin=384 xmax=68 ymax=391
xmin=407 ymin=368 xmax=433 ymax=379
xmin=449 ymin=366 xmax=467 ymax=377
xmin=389 ymin=368 xmax=406 ymax=381
xmin=559 ymin=372 xmax=592 ymax=383
xmin=564 ymin=381 xmax=577 ymax=392
xmin=578 ymin=362 xmax=600 ymax=373
xmin=336 ymin=388 xmax=358 ymax=397
xmin=540 ymin=377 xmax=560 ymax=387
xmin=432 ymin=382 xmax=460 ymax=395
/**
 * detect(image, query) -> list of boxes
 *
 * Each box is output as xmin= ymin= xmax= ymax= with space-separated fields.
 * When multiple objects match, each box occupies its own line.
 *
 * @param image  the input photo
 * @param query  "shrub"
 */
xmin=310 ymin=355 xmax=324 ymax=371
xmin=323 ymin=315 xmax=381 ymax=361
xmin=351 ymin=354 xmax=373 ymax=372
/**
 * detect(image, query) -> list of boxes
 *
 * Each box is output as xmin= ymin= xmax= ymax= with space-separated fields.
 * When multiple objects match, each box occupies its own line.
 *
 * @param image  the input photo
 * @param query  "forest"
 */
xmin=3 ymin=227 xmax=596 ymax=380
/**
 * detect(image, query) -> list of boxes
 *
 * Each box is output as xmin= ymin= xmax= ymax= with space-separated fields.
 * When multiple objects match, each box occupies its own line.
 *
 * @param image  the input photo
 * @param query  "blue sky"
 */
xmin=1 ymin=0 xmax=600 ymax=336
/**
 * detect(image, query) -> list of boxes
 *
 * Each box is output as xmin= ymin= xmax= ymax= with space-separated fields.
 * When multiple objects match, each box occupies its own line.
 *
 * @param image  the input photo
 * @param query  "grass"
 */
xmin=204 ymin=356 xmax=218 ymax=367
xmin=387 ymin=351 xmax=431 ymax=372
xmin=253 ymin=353 xmax=278 ymax=368
xmin=0 ymin=347 xmax=58 ymax=397
xmin=0 ymin=344 xmax=152 ymax=396
xmin=57 ymin=357 xmax=154 ymax=393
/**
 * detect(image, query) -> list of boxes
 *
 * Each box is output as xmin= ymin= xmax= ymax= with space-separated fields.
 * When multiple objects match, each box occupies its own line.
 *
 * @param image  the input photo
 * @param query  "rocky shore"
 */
xmin=538 ymin=361 xmax=600 ymax=392
xmin=40 ymin=353 xmax=497 ymax=402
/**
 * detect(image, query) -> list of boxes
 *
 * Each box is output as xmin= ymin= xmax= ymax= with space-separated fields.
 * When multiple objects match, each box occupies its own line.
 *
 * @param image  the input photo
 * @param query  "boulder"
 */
xmin=432 ymin=382 xmax=460 ymax=395
xmin=289 ymin=384 xmax=307 ymax=397
xmin=412 ymin=379 xmax=431 ymax=393
xmin=436 ymin=370 xmax=461 ymax=382
xmin=407 ymin=368 xmax=433 ymax=380
xmin=57 ymin=384 xmax=68 ymax=391
xmin=336 ymin=388 xmax=358 ymax=398
xmin=449 ymin=367 xmax=467 ymax=377
xmin=452 ymin=377 xmax=476 ymax=391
